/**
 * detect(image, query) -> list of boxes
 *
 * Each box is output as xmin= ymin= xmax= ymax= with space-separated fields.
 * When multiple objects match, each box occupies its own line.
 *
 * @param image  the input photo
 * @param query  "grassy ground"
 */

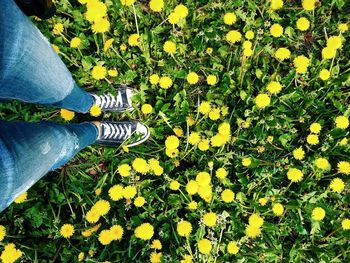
xmin=1 ymin=0 xmax=350 ymax=262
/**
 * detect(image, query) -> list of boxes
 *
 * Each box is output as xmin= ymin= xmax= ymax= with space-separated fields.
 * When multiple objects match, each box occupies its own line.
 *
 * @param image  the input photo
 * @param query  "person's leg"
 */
xmin=0 ymin=120 xmax=98 ymax=213
xmin=0 ymin=0 xmax=94 ymax=113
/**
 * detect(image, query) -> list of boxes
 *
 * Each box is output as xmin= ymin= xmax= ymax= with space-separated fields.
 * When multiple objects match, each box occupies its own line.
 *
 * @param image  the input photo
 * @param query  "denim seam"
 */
xmin=2 ymin=17 xmax=24 ymax=83
xmin=0 ymin=136 xmax=16 ymax=210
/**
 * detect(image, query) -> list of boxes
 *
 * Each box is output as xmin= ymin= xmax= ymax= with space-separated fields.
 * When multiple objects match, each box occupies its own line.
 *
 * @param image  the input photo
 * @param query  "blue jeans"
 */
xmin=0 ymin=0 xmax=98 ymax=212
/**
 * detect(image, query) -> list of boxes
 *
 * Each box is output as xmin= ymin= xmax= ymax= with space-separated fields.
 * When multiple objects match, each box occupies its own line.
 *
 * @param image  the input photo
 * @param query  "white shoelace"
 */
xmin=95 ymin=91 xmax=124 ymax=109
xmin=101 ymin=123 xmax=132 ymax=140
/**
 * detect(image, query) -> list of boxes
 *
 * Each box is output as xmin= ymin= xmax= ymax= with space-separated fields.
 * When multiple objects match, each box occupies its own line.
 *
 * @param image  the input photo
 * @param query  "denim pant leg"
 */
xmin=0 ymin=120 xmax=98 ymax=213
xmin=0 ymin=0 xmax=94 ymax=113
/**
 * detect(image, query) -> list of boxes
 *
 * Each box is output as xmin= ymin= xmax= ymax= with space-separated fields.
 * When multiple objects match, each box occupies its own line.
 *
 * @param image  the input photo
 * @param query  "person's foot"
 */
xmin=92 ymin=121 xmax=150 ymax=147
xmin=90 ymin=86 xmax=134 ymax=112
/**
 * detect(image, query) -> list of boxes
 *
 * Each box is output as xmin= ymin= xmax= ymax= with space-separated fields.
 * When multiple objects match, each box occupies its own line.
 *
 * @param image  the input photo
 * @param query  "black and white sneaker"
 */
xmin=95 ymin=121 xmax=150 ymax=147
xmin=91 ymin=86 xmax=134 ymax=112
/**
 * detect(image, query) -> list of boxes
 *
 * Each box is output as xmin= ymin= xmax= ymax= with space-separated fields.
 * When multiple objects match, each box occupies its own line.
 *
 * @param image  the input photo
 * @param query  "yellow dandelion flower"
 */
xmin=53 ymin=23 xmax=64 ymax=35
xmin=78 ymin=252 xmax=85 ymax=262
xmin=209 ymin=108 xmax=221 ymax=120
xmin=312 ymin=207 xmax=325 ymax=221
xmin=163 ymin=40 xmax=176 ymax=54
xmin=202 ymin=212 xmax=217 ymax=227
xmin=338 ymin=161 xmax=350 ymax=175
xmin=91 ymin=65 xmax=107 ymax=80
xmin=227 ymin=240 xmax=239 ymax=254
xmin=314 ymin=158 xmax=331 ymax=171
xmin=121 ymin=0 xmax=135 ymax=6
xmin=98 ymin=230 xmax=113 ymax=245
xmin=123 ymin=186 xmax=137 ymax=199
xmin=159 ymin=76 xmax=173 ymax=89
xmin=293 ymin=55 xmax=310 ymax=74
xmin=70 ymin=37 xmax=81 ymax=48
xmin=0 ymin=225 xmax=6 ymax=242
xmin=307 ymin=134 xmax=319 ymax=145
xmin=338 ymin=23 xmax=348 ymax=33
xmin=174 ymin=4 xmax=188 ymax=18
xmin=149 ymin=0 xmax=164 ymax=12
xmin=248 ymin=214 xmax=264 ymax=228
xmin=187 ymin=72 xmax=199 ymax=84
xmin=134 ymin=223 xmax=154 ymax=240
xmin=150 ymin=252 xmax=162 ymax=263
xmin=93 ymin=200 xmax=110 ymax=216
xmin=165 ymin=135 xmax=180 ymax=149
xmin=319 ymin=69 xmax=330 ymax=80
xmin=245 ymin=224 xmax=261 ymax=238
xmin=188 ymin=201 xmax=198 ymax=210
xmin=90 ymin=105 xmax=102 ymax=117
xmin=341 ymin=218 xmax=350 ymax=230
xmin=110 ymin=224 xmax=124 ymax=240
xmin=132 ymin=158 xmax=149 ymax=174
xmin=216 ymin=167 xmax=228 ymax=179
xmin=169 ymin=180 xmax=180 ymax=190
xmin=198 ymin=239 xmax=212 ymax=254
xmin=85 ymin=1 xmax=107 ymax=22
xmin=259 ymin=197 xmax=267 ymax=206
xmin=207 ymin=75 xmax=217 ymax=85
xmin=108 ymin=185 xmax=124 ymax=201
xmin=322 ymin=46 xmax=337 ymax=60
xmin=275 ymin=47 xmax=291 ymax=61
xmin=330 ymin=178 xmax=345 ymax=193
xmin=221 ymin=189 xmax=235 ymax=203
xmin=270 ymin=23 xmax=283 ymax=37
xmin=0 ymin=243 xmax=23 ymax=263
xmin=287 ymin=168 xmax=303 ymax=182
xmin=242 ymin=157 xmax=252 ymax=166
xmin=223 ymin=13 xmax=236 ymax=25
xmin=296 ymin=17 xmax=310 ymax=31
xmin=272 ymin=203 xmax=284 ymax=216
xmin=108 ymin=69 xmax=118 ymax=77
xmin=271 ymin=0 xmax=284 ymax=10
xmin=302 ymin=0 xmax=316 ymax=11
xmin=226 ymin=30 xmax=242 ymax=44
xmin=52 ymin=44 xmax=60 ymax=54
xmin=150 ymin=74 xmax=160 ymax=85
xmin=91 ymin=18 xmax=110 ymax=34
xmin=196 ymin=171 xmax=211 ymax=186
xmin=128 ymin=33 xmax=140 ymax=46
xmin=134 ymin=196 xmax=146 ymax=207
xmin=293 ymin=147 xmax=305 ymax=160
xmin=199 ymin=101 xmax=211 ymax=114
xmin=14 ymin=192 xmax=28 ymax=204
xmin=151 ymin=239 xmax=162 ymax=250
xmin=173 ymin=127 xmax=184 ymax=137
xmin=118 ymin=164 xmax=131 ymax=177
xmin=245 ymin=30 xmax=254 ymax=39
xmin=177 ymin=220 xmax=192 ymax=237
xmin=60 ymin=224 xmax=75 ymax=238
xmin=104 ymin=38 xmax=114 ymax=51
xmin=255 ymin=93 xmax=271 ymax=108
xmin=141 ymin=104 xmax=153 ymax=114
xmin=186 ymin=180 xmax=199 ymax=195
xmin=335 ymin=115 xmax=349 ymax=129
xmin=267 ymin=81 xmax=282 ymax=94
xmin=168 ymin=12 xmax=180 ymax=25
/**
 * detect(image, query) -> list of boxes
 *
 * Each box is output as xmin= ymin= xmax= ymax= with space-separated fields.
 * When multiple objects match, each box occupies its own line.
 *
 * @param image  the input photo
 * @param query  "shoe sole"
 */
xmin=126 ymin=123 xmax=151 ymax=147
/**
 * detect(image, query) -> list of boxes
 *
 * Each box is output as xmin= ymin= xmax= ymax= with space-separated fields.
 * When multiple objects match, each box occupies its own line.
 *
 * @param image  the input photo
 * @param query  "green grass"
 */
xmin=1 ymin=0 xmax=350 ymax=262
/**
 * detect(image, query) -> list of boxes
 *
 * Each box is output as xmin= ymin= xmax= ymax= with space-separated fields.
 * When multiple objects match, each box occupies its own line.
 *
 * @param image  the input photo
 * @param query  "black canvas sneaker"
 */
xmin=91 ymin=86 xmax=134 ymax=113
xmin=94 ymin=121 xmax=150 ymax=147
